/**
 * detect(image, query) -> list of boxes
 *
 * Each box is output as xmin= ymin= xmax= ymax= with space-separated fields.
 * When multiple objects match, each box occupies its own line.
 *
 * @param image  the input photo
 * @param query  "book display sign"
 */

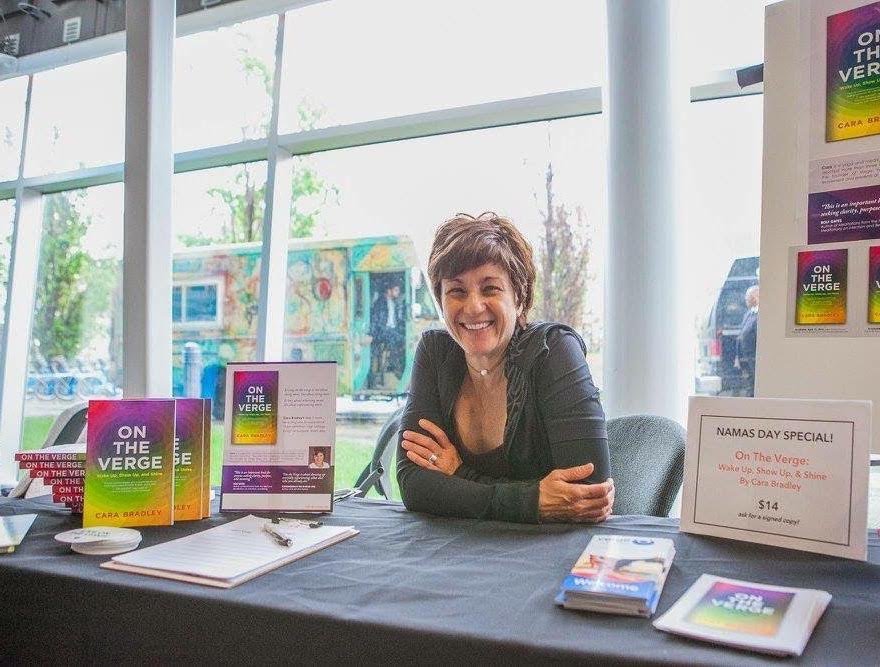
xmin=220 ymin=362 xmax=336 ymax=513
xmin=825 ymin=1 xmax=880 ymax=142
xmin=83 ymin=399 xmax=177 ymax=528
xmin=681 ymin=397 xmax=871 ymax=561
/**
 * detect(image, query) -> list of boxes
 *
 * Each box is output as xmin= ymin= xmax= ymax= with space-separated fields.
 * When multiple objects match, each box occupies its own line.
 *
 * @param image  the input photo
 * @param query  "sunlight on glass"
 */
xmin=280 ymin=0 xmax=605 ymax=132
xmin=171 ymin=163 xmax=267 ymax=408
xmin=0 ymin=77 xmax=28 ymax=181
xmin=679 ymin=0 xmax=777 ymax=81
xmin=0 ymin=199 xmax=14 ymax=338
xmin=280 ymin=116 xmax=606 ymax=392
xmin=26 ymin=55 xmax=125 ymax=177
xmin=174 ymin=16 xmax=277 ymax=152
xmin=682 ymin=96 xmax=763 ymax=398
xmin=22 ymin=184 xmax=124 ymax=444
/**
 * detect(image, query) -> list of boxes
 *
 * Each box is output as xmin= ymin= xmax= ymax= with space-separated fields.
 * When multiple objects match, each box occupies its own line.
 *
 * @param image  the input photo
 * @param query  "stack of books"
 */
xmin=653 ymin=574 xmax=831 ymax=657
xmin=15 ymin=444 xmax=86 ymax=513
xmin=556 ymin=534 xmax=676 ymax=617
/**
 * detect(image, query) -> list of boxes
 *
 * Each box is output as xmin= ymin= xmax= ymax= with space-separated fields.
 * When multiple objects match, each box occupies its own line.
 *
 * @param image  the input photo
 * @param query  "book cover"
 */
xmin=15 ymin=444 xmax=86 ymax=462
xmin=685 ymin=580 xmax=794 ymax=637
xmin=795 ymin=249 xmax=848 ymax=324
xmin=870 ymin=246 xmax=880 ymax=323
xmin=173 ymin=398 xmax=205 ymax=522
xmin=202 ymin=399 xmax=212 ymax=518
xmin=221 ymin=362 xmax=336 ymax=513
xmin=826 ymin=2 xmax=880 ymax=142
xmin=83 ymin=399 xmax=177 ymax=528
xmin=231 ymin=371 xmax=278 ymax=445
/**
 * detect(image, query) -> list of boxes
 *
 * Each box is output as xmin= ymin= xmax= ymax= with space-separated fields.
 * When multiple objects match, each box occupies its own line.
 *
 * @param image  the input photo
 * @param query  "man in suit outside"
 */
xmin=735 ymin=285 xmax=759 ymax=397
xmin=369 ymin=283 xmax=405 ymax=388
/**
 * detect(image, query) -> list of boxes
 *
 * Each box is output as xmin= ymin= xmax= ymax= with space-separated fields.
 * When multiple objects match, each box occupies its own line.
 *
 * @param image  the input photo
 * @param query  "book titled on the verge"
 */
xmin=15 ymin=444 xmax=86 ymax=462
xmin=653 ymin=575 xmax=831 ymax=657
xmin=201 ymin=400 xmax=212 ymax=518
xmin=556 ymin=535 xmax=676 ymax=617
xmin=174 ymin=398 xmax=207 ymax=522
xmin=83 ymin=399 xmax=177 ymax=528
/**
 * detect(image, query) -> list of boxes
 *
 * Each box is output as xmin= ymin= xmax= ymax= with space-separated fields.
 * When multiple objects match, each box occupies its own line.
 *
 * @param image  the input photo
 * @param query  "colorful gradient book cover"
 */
xmin=870 ymin=246 xmax=880 ymax=323
xmin=685 ymin=581 xmax=794 ymax=637
xmin=795 ymin=249 xmax=848 ymax=324
xmin=173 ymin=398 xmax=205 ymax=522
xmin=202 ymin=399 xmax=212 ymax=517
xmin=231 ymin=370 xmax=278 ymax=445
xmin=83 ymin=399 xmax=176 ymax=528
xmin=826 ymin=2 xmax=880 ymax=142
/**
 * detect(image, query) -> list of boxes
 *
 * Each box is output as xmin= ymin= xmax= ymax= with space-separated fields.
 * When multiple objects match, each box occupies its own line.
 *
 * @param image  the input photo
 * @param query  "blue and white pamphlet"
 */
xmin=556 ymin=534 xmax=676 ymax=617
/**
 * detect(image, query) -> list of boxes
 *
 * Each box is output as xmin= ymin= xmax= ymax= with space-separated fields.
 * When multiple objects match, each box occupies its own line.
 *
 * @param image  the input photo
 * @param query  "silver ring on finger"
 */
xmin=428 ymin=453 xmax=438 ymax=464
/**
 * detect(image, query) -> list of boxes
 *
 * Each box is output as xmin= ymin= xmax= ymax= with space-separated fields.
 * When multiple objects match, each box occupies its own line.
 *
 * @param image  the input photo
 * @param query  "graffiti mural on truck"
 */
xmin=171 ymin=235 xmax=441 ymax=411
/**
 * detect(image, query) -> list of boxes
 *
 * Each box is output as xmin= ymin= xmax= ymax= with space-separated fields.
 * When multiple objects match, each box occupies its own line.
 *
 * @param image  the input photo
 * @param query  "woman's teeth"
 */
xmin=462 ymin=322 xmax=491 ymax=330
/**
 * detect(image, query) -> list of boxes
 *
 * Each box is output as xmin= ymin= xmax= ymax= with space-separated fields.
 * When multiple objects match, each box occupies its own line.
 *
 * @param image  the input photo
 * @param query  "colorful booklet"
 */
xmin=653 ymin=575 xmax=831 ymax=656
xmin=221 ymin=362 xmax=336 ymax=513
xmin=556 ymin=535 xmax=676 ymax=617
xmin=202 ymin=400 xmax=212 ymax=518
xmin=83 ymin=399 xmax=177 ymax=528
xmin=173 ymin=398 xmax=207 ymax=522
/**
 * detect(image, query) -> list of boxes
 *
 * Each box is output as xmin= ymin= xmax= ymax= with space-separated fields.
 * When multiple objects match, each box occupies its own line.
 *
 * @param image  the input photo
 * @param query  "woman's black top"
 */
xmin=396 ymin=321 xmax=609 ymax=523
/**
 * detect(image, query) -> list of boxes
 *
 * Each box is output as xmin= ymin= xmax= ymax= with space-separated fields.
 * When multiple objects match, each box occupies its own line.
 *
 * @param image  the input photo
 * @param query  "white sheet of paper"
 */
xmin=680 ymin=397 xmax=871 ymax=560
xmin=108 ymin=515 xmax=356 ymax=580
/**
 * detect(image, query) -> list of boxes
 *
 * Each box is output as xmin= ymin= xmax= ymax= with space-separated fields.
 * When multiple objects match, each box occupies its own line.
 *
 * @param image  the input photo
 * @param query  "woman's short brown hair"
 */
xmin=428 ymin=212 xmax=536 ymax=322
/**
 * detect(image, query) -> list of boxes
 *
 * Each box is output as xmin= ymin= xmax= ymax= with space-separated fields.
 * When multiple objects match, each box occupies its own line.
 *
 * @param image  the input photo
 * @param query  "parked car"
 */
xmin=695 ymin=256 xmax=759 ymax=396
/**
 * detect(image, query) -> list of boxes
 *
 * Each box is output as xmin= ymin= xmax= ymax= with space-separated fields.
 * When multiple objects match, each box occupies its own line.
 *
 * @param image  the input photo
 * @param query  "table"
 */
xmin=1 ymin=496 xmax=879 ymax=665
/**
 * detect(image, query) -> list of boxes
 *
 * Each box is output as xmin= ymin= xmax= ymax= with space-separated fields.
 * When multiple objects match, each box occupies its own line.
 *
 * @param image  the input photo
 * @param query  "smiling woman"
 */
xmin=396 ymin=212 xmax=613 ymax=524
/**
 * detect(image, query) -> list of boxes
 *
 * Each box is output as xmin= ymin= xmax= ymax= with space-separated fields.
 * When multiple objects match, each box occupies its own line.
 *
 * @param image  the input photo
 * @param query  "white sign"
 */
xmin=681 ymin=397 xmax=871 ymax=560
xmin=220 ymin=361 xmax=337 ymax=513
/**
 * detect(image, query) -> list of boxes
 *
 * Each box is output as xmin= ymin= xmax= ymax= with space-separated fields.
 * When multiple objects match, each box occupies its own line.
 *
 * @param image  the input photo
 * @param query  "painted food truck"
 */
xmin=171 ymin=235 xmax=441 ymax=410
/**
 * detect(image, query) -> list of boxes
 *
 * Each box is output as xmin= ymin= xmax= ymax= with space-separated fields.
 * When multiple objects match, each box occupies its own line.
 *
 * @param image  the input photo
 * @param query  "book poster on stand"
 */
xmin=220 ymin=361 xmax=336 ymax=513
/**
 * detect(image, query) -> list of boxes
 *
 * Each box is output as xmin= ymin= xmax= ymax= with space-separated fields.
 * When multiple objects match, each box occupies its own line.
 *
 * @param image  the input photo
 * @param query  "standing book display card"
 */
xmin=681 ymin=396 xmax=871 ymax=560
xmin=83 ymin=399 xmax=177 ymax=528
xmin=220 ymin=362 xmax=337 ymax=513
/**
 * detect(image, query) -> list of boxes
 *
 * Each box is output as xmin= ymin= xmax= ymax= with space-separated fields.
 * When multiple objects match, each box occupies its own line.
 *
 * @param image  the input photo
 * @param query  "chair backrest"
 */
xmin=353 ymin=403 xmax=406 ymax=499
xmin=607 ymin=414 xmax=685 ymax=517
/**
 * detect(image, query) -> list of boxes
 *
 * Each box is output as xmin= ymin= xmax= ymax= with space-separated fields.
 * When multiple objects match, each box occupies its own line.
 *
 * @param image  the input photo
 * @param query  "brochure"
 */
xmin=556 ymin=535 xmax=676 ymax=617
xmin=654 ymin=575 xmax=831 ymax=656
xmin=83 ymin=399 xmax=177 ymax=528
xmin=220 ymin=362 xmax=337 ymax=513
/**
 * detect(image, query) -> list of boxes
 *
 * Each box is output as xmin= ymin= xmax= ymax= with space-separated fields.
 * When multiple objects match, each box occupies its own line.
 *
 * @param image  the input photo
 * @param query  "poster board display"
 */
xmin=680 ymin=397 xmax=871 ymax=560
xmin=220 ymin=362 xmax=336 ymax=513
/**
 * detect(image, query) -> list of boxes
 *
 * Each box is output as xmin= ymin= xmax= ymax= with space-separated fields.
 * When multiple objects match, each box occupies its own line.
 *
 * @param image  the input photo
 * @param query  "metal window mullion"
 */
xmin=256 ymin=13 xmax=294 ymax=361
xmin=0 ymin=74 xmax=37 ymax=482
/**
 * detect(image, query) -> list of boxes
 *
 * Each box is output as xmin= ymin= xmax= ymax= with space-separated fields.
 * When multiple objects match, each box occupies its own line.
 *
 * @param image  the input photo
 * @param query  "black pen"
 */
xmin=262 ymin=523 xmax=292 ymax=547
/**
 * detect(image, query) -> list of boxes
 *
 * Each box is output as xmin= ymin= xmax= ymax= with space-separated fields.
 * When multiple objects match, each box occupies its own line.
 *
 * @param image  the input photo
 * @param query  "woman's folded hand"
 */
xmin=401 ymin=418 xmax=463 ymax=476
xmin=538 ymin=463 xmax=614 ymax=523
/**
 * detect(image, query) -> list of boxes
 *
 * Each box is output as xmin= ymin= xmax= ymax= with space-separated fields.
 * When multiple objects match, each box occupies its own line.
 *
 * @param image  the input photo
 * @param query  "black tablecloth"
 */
xmin=1 ymin=495 xmax=879 ymax=665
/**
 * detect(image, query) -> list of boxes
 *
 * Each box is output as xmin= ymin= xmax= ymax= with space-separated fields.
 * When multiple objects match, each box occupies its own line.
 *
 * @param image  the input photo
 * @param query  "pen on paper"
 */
xmin=262 ymin=523 xmax=292 ymax=547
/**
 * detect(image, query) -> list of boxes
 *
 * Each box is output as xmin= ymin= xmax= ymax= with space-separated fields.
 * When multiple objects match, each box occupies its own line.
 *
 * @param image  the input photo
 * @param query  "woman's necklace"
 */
xmin=465 ymin=356 xmax=505 ymax=377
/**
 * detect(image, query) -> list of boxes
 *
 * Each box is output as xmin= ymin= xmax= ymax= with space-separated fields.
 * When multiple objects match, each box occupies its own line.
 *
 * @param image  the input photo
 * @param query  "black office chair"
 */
xmin=606 ymin=414 xmax=685 ymax=517
xmin=353 ymin=404 xmax=405 ymax=499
